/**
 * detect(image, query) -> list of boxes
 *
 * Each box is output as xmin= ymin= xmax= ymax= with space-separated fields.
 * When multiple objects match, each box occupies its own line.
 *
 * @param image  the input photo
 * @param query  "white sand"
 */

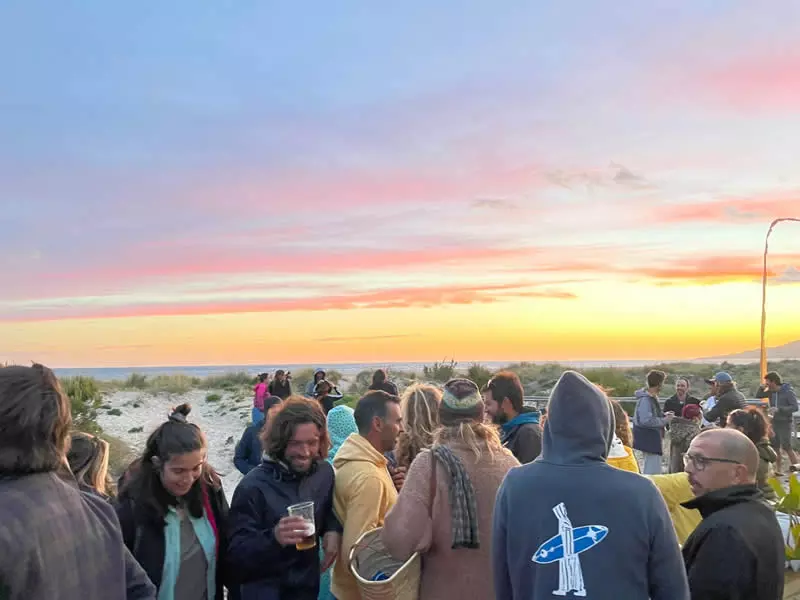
xmin=97 ymin=389 xmax=251 ymax=502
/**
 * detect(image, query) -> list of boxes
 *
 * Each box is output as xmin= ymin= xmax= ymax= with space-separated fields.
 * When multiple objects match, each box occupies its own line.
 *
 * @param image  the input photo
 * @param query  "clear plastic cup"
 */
xmin=287 ymin=501 xmax=316 ymax=550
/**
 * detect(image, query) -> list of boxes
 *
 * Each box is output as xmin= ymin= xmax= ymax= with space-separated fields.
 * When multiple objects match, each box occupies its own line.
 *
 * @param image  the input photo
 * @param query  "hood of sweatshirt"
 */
xmin=541 ymin=370 xmax=613 ymax=465
xmin=332 ymin=433 xmax=388 ymax=471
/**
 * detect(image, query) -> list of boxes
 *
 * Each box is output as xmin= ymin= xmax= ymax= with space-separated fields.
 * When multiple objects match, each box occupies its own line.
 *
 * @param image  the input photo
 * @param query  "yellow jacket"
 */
xmin=647 ymin=473 xmax=702 ymax=545
xmin=331 ymin=433 xmax=398 ymax=600
xmin=607 ymin=444 xmax=640 ymax=474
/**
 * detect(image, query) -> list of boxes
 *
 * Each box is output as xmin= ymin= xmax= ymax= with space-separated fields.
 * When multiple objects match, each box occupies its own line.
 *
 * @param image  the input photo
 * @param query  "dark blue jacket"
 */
xmin=226 ymin=458 xmax=341 ymax=600
xmin=234 ymin=423 xmax=265 ymax=475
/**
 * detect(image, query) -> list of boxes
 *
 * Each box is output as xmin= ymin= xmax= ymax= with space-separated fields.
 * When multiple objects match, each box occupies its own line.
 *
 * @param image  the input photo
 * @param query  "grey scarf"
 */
xmin=431 ymin=445 xmax=480 ymax=549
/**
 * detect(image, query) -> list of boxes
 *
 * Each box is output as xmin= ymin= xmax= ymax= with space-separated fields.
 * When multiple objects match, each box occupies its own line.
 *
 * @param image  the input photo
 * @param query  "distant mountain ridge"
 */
xmin=702 ymin=340 xmax=800 ymax=360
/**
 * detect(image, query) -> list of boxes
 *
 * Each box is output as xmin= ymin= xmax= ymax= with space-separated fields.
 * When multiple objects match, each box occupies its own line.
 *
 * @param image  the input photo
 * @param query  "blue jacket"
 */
xmin=492 ymin=371 xmax=689 ymax=600
xmin=757 ymin=383 xmax=799 ymax=423
xmin=226 ymin=458 xmax=341 ymax=600
xmin=234 ymin=423 xmax=265 ymax=475
xmin=632 ymin=388 xmax=668 ymax=455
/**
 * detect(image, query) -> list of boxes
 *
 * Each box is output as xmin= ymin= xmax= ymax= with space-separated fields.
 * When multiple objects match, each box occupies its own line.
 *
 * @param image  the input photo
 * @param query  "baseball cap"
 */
xmin=704 ymin=371 xmax=733 ymax=385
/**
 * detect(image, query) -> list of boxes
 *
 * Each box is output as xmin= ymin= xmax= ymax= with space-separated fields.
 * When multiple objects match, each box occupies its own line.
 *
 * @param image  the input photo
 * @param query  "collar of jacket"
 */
xmin=261 ymin=455 xmax=319 ymax=481
xmin=680 ymin=484 xmax=763 ymax=518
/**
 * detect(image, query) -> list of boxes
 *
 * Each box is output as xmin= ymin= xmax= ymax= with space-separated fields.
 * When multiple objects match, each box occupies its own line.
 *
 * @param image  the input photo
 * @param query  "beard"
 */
xmin=492 ymin=412 xmax=509 ymax=425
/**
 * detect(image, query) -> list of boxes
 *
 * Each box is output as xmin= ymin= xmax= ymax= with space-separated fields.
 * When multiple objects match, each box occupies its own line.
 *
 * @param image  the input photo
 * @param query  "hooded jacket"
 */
xmin=305 ymin=369 xmax=327 ymax=397
xmin=756 ymin=439 xmax=778 ymax=502
xmin=681 ymin=485 xmax=784 ymax=599
xmin=331 ymin=434 xmax=398 ymax=600
xmin=757 ymin=383 xmax=799 ymax=423
xmin=500 ymin=410 xmax=542 ymax=464
xmin=632 ymin=388 xmax=668 ymax=455
xmin=234 ymin=418 xmax=265 ymax=475
xmin=492 ymin=370 xmax=689 ymax=600
xmin=606 ymin=434 xmax=640 ymax=473
xmin=226 ymin=458 xmax=340 ymax=600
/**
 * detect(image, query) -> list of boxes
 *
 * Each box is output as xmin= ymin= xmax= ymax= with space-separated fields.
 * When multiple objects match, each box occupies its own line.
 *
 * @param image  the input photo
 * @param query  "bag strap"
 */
xmin=201 ymin=481 xmax=220 ymax=557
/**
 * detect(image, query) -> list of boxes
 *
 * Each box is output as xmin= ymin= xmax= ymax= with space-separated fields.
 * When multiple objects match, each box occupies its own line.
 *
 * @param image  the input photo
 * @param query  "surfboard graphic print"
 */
xmin=532 ymin=502 xmax=608 ymax=597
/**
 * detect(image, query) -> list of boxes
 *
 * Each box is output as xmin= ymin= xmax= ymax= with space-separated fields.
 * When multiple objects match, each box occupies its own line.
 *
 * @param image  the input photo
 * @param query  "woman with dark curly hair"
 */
xmin=727 ymin=407 xmax=777 ymax=502
xmin=227 ymin=396 xmax=342 ymax=599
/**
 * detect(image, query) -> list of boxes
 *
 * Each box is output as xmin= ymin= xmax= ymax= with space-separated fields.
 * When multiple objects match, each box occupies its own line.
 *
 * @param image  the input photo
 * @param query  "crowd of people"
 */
xmin=0 ymin=362 xmax=797 ymax=599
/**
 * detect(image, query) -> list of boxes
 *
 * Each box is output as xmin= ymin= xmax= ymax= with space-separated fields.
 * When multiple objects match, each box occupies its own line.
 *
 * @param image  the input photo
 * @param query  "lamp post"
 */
xmin=760 ymin=217 xmax=800 ymax=379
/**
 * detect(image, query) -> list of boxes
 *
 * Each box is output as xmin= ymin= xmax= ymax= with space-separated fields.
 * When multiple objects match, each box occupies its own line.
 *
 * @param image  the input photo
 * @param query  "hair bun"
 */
xmin=168 ymin=403 xmax=192 ymax=423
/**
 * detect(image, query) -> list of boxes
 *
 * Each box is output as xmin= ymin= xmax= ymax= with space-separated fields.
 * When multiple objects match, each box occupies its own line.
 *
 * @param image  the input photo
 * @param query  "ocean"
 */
xmin=50 ymin=359 xmax=740 ymax=381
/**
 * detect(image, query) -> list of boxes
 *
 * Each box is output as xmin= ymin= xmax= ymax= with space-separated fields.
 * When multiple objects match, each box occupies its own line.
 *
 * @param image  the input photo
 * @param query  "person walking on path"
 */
xmin=757 ymin=371 xmax=799 ymax=474
xmin=633 ymin=370 xmax=674 ymax=474
xmin=703 ymin=371 xmax=745 ymax=428
xmin=727 ymin=407 xmax=778 ymax=502
xmin=116 ymin=403 xmax=238 ymax=600
xmin=226 ymin=396 xmax=341 ymax=600
xmin=484 ymin=370 xmax=542 ymax=464
xmin=493 ymin=371 xmax=688 ymax=600
xmin=0 ymin=364 xmax=156 ymax=600
xmin=681 ymin=428 xmax=784 ymax=599
xmin=394 ymin=383 xmax=442 ymax=470
xmin=318 ymin=405 xmax=358 ymax=600
xmin=330 ymin=390 xmax=404 ymax=600
xmin=382 ymin=378 xmax=519 ymax=600
xmin=664 ymin=377 xmax=702 ymax=418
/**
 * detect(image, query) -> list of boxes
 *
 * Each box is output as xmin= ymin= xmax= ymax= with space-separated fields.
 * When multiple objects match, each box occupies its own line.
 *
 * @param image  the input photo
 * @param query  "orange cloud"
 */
xmin=654 ymin=191 xmax=800 ymax=224
xmin=627 ymin=254 xmax=800 ymax=285
xmin=3 ymin=282 xmax=576 ymax=323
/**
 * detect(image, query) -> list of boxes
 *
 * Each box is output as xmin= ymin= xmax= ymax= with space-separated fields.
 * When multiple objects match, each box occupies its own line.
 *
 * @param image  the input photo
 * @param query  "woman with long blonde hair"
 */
xmin=382 ymin=379 xmax=519 ymax=600
xmin=394 ymin=383 xmax=442 ymax=469
xmin=67 ymin=431 xmax=115 ymax=499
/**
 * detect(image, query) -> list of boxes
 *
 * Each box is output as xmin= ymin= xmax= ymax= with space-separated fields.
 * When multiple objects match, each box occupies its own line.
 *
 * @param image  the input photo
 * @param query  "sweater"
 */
xmin=492 ymin=370 xmax=689 ymax=600
xmin=382 ymin=442 xmax=519 ymax=600
xmin=331 ymin=434 xmax=398 ymax=600
xmin=647 ymin=473 xmax=702 ymax=545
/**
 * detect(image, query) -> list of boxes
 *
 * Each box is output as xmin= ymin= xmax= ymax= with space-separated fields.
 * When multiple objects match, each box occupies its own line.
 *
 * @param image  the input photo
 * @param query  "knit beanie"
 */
xmin=440 ymin=378 xmax=484 ymax=425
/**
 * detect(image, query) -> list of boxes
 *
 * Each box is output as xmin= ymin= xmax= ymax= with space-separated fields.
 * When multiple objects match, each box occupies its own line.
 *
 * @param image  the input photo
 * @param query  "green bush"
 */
xmin=107 ymin=408 xmax=122 ymax=416
xmin=583 ymin=367 xmax=640 ymax=397
xmin=124 ymin=373 xmax=148 ymax=389
xmin=61 ymin=376 xmax=103 ymax=434
xmin=206 ymin=393 xmax=222 ymax=403
xmin=466 ymin=363 xmax=494 ymax=390
xmin=148 ymin=374 xmax=194 ymax=394
xmin=335 ymin=394 xmax=359 ymax=410
xmin=203 ymin=371 xmax=254 ymax=390
xmin=423 ymin=359 xmax=458 ymax=383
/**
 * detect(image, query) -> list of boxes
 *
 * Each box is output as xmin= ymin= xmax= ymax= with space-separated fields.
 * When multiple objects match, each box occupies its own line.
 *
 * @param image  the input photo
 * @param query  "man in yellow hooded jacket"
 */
xmin=331 ymin=390 xmax=404 ymax=600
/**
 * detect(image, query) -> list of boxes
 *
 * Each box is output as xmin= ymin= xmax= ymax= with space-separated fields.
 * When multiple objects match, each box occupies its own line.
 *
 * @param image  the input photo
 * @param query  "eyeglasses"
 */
xmin=683 ymin=452 xmax=741 ymax=471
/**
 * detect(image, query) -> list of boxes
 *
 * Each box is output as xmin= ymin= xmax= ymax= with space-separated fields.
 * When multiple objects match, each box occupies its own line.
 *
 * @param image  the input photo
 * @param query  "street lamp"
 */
xmin=760 ymin=217 xmax=800 ymax=379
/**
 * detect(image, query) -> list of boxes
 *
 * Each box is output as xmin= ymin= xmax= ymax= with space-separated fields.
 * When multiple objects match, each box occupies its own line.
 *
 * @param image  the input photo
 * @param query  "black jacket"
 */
xmin=115 ymin=477 xmax=238 ymax=600
xmin=681 ymin=485 xmax=784 ymax=600
xmin=226 ymin=457 xmax=341 ymax=600
xmin=663 ymin=394 xmax=701 ymax=417
xmin=704 ymin=387 xmax=746 ymax=427
xmin=234 ymin=422 xmax=265 ymax=475
xmin=268 ymin=380 xmax=292 ymax=400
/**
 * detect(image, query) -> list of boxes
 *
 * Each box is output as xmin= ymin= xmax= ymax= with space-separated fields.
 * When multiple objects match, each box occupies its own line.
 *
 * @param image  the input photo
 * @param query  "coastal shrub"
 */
xmin=467 ymin=363 xmax=494 ymax=390
xmin=206 ymin=393 xmax=222 ymax=403
xmin=423 ymin=359 xmax=458 ymax=383
xmin=124 ymin=373 xmax=148 ymax=389
xmin=203 ymin=371 xmax=254 ymax=390
xmin=61 ymin=376 xmax=103 ymax=435
xmin=336 ymin=394 xmax=359 ymax=410
xmin=148 ymin=374 xmax=194 ymax=394
xmin=583 ymin=367 xmax=639 ymax=397
xmin=107 ymin=408 xmax=122 ymax=416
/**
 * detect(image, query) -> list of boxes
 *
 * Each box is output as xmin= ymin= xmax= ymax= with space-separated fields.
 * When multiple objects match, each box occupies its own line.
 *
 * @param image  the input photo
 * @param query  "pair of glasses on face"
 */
xmin=683 ymin=452 xmax=741 ymax=471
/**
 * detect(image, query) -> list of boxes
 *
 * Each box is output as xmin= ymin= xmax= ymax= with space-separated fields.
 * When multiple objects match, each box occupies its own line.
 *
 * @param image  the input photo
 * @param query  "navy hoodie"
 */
xmin=492 ymin=370 xmax=689 ymax=600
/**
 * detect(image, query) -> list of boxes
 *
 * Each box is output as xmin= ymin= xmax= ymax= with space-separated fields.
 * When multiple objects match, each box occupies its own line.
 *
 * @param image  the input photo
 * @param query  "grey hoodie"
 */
xmin=492 ymin=371 xmax=689 ymax=600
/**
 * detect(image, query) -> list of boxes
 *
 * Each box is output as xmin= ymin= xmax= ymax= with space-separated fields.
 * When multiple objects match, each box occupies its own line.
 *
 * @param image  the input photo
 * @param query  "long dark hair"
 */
xmin=727 ymin=407 xmax=771 ymax=444
xmin=121 ymin=403 xmax=219 ymax=520
xmin=0 ymin=364 xmax=72 ymax=474
xmin=260 ymin=396 xmax=329 ymax=462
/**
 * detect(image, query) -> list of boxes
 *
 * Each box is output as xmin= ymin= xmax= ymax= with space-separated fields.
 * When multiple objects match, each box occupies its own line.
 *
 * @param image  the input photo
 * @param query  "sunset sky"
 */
xmin=2 ymin=2 xmax=799 ymax=367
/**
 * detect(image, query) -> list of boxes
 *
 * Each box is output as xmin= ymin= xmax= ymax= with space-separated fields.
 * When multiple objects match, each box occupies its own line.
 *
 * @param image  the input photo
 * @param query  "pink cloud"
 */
xmin=1 ymin=282 xmax=576 ymax=323
xmin=654 ymin=191 xmax=800 ymax=224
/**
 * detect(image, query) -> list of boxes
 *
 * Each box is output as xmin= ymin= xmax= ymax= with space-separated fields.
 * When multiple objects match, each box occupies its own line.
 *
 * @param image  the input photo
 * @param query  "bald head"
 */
xmin=685 ymin=428 xmax=759 ymax=496
xmin=698 ymin=428 xmax=758 ymax=477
